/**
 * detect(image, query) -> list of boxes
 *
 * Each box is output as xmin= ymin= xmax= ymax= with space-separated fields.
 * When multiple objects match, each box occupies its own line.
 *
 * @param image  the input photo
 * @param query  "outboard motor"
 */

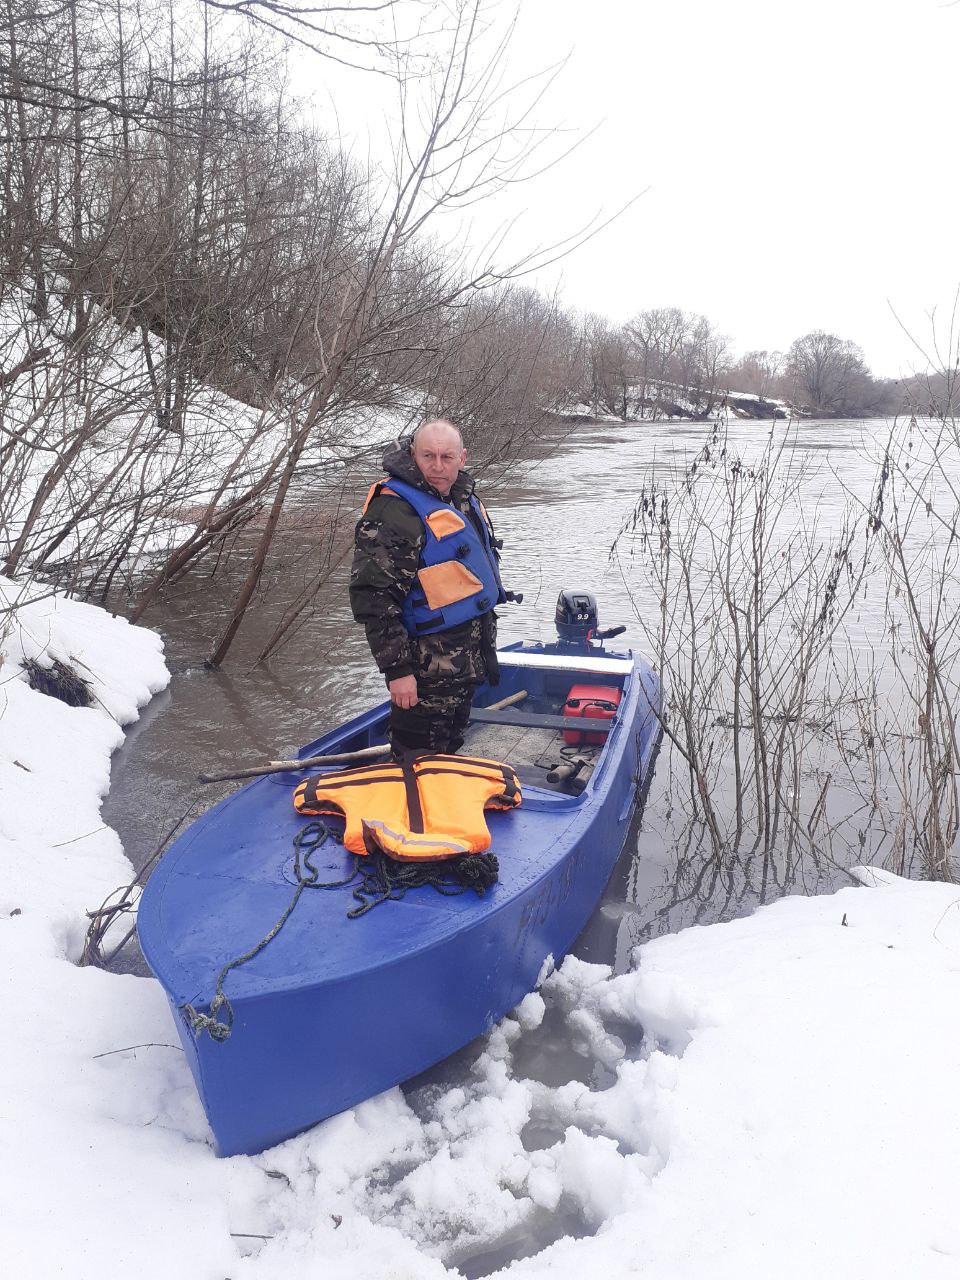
xmin=555 ymin=589 xmax=599 ymax=646
xmin=555 ymin=588 xmax=627 ymax=649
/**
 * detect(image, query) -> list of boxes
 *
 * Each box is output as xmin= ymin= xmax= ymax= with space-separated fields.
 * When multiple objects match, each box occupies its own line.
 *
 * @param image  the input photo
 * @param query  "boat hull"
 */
xmin=138 ymin=646 xmax=661 ymax=1155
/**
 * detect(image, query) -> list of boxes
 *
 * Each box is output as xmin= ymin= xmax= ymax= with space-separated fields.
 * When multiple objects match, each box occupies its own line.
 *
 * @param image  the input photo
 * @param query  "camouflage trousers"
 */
xmin=389 ymin=680 xmax=478 ymax=756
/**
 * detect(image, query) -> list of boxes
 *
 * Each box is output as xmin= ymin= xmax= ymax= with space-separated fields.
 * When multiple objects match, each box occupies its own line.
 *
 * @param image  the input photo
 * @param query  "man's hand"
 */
xmin=389 ymin=674 xmax=418 ymax=708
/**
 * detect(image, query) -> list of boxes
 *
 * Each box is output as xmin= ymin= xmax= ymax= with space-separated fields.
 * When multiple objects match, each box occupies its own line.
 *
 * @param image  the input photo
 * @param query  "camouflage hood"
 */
xmin=381 ymin=442 xmax=476 ymax=505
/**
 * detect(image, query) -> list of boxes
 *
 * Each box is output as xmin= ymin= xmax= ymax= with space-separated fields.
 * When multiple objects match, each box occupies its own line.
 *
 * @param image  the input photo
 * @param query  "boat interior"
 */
xmin=465 ymin=650 xmax=631 ymax=796
xmin=312 ymin=648 xmax=632 ymax=801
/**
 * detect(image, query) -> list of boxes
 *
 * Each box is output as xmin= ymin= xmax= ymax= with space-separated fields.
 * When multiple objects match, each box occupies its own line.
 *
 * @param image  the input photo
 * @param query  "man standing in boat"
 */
xmin=350 ymin=419 xmax=506 ymax=756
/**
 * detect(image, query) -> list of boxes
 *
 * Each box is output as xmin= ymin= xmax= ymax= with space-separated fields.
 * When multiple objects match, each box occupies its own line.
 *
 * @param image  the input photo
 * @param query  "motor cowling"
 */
xmin=554 ymin=589 xmax=628 ymax=648
xmin=555 ymin=589 xmax=599 ymax=645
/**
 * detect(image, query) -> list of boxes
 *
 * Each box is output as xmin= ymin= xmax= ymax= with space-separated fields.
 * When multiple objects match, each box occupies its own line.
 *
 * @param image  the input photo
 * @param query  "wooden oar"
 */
xmin=198 ymin=689 xmax=529 ymax=784
xmin=484 ymin=689 xmax=528 ymax=712
xmin=198 ymin=743 xmax=390 ymax=784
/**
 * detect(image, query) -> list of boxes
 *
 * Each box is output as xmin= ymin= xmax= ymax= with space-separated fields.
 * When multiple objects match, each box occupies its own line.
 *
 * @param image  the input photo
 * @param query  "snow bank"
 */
xmin=3 ymin=578 xmax=959 ymax=1278
xmin=0 ymin=578 xmax=168 ymax=945
xmin=560 ymin=384 xmax=795 ymax=424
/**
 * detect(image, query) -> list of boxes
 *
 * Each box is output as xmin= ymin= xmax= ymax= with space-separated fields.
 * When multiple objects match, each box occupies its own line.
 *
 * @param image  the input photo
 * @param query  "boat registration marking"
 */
xmin=514 ymin=847 xmax=587 ymax=945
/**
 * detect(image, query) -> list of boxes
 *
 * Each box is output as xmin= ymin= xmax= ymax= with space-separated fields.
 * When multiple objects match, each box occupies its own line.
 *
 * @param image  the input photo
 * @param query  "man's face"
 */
xmin=411 ymin=427 xmax=466 ymax=497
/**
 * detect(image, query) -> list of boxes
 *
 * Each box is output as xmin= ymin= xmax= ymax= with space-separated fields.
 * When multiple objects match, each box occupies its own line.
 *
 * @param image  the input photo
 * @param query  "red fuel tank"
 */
xmin=562 ymin=683 xmax=622 ymax=746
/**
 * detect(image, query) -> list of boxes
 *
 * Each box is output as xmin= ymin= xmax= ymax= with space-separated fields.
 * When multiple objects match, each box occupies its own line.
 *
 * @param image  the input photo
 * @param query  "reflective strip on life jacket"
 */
xmin=292 ymin=753 xmax=521 ymax=860
xmin=361 ymin=818 xmax=474 ymax=862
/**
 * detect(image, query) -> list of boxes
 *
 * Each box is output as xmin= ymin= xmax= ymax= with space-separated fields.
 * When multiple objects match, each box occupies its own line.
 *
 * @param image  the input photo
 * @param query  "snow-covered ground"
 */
xmin=3 ymin=577 xmax=960 ymax=1278
xmin=561 ymin=384 xmax=795 ymax=424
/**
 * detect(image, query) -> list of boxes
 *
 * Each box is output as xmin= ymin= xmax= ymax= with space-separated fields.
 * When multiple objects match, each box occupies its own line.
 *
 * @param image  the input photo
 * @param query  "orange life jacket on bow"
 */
xmin=292 ymin=754 xmax=521 ymax=862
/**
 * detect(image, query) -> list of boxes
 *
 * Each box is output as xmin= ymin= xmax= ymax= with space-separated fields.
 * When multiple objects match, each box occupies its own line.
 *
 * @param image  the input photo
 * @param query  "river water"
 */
xmin=104 ymin=412 xmax=917 ymax=971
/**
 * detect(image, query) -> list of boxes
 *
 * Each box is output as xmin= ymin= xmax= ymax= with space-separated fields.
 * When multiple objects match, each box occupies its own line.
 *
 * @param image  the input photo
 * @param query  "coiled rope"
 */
xmin=181 ymin=821 xmax=499 ymax=1042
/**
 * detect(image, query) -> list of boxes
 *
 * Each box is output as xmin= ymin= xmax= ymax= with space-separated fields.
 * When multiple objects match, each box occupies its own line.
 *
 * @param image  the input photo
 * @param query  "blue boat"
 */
xmin=138 ymin=638 xmax=661 ymax=1156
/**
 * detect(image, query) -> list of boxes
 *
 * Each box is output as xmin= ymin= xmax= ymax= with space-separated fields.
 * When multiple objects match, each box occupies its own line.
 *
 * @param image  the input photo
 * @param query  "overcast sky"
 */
xmin=310 ymin=0 xmax=960 ymax=378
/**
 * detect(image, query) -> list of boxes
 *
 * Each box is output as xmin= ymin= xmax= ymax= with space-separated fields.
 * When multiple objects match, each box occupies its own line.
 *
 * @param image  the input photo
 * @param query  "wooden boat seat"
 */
xmin=468 ymin=707 xmax=613 ymax=734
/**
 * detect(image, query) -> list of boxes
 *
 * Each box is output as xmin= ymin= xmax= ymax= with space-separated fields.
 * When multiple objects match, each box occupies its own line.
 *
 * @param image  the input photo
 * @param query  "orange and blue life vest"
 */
xmin=363 ymin=476 xmax=506 ymax=636
xmin=293 ymin=753 xmax=522 ymax=862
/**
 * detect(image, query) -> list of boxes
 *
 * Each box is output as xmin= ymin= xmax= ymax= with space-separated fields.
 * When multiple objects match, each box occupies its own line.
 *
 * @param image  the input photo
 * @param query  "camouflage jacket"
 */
xmin=350 ymin=444 xmax=499 ymax=687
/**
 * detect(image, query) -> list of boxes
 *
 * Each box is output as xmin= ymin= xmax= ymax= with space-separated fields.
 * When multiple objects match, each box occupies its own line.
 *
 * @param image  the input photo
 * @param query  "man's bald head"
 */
xmin=410 ymin=419 xmax=466 ymax=497
xmin=412 ymin=418 xmax=464 ymax=450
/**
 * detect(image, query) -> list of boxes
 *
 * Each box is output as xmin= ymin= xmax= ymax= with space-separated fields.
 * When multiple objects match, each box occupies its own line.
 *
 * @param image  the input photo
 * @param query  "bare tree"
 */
xmin=673 ymin=313 xmax=729 ymax=415
xmin=732 ymin=349 xmax=784 ymax=402
xmin=624 ymin=307 xmax=687 ymax=416
xmin=786 ymin=330 xmax=888 ymax=416
xmin=199 ymin=0 xmax=439 ymax=72
xmin=580 ymin=314 xmax=632 ymax=418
